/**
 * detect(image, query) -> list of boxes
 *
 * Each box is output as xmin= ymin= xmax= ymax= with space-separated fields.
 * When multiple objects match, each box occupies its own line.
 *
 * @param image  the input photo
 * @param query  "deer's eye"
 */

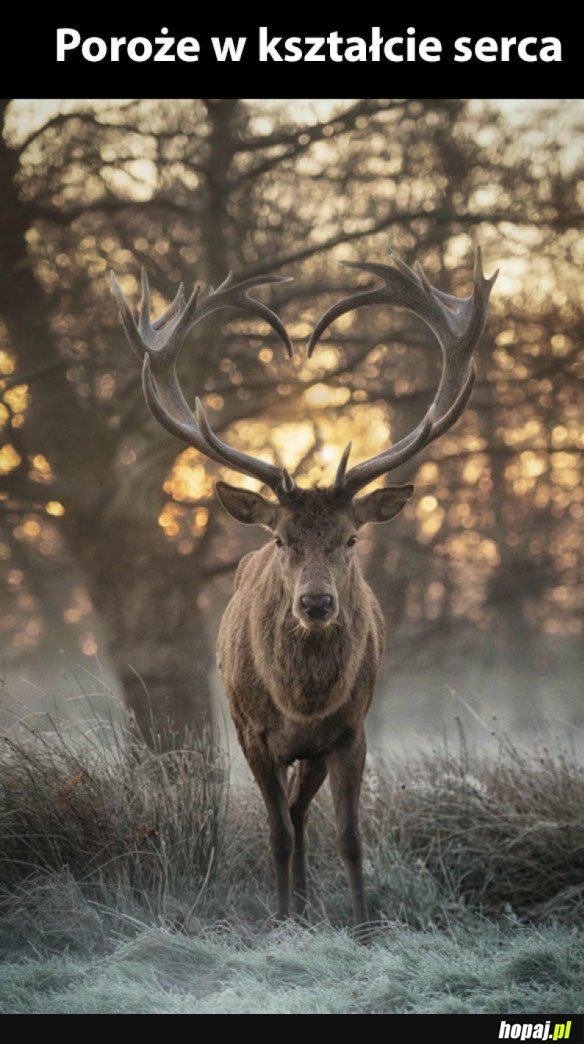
xmin=346 ymin=535 xmax=357 ymax=547
xmin=274 ymin=536 xmax=284 ymax=548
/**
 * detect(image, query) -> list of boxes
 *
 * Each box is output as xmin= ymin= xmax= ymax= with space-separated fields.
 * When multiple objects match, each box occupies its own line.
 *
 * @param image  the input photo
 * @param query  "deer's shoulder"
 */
xmin=234 ymin=542 xmax=273 ymax=591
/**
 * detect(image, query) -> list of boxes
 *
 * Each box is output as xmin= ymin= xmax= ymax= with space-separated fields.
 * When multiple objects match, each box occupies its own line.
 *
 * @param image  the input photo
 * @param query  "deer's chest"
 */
xmin=266 ymin=710 xmax=356 ymax=763
xmin=254 ymin=612 xmax=363 ymax=719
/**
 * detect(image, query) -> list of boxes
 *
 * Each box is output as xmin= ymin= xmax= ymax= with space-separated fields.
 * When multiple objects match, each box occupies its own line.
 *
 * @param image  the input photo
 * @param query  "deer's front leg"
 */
xmin=240 ymin=731 xmax=294 ymax=919
xmin=326 ymin=731 xmax=368 ymax=928
xmin=288 ymin=756 xmax=327 ymax=916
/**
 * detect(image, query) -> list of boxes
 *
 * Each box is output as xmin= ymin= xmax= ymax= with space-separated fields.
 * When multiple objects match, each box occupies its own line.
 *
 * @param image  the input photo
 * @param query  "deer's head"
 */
xmin=112 ymin=250 xmax=497 ymax=631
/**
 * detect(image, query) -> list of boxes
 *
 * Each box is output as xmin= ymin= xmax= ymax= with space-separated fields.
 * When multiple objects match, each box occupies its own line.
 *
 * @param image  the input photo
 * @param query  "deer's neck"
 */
xmin=251 ymin=557 xmax=372 ymax=722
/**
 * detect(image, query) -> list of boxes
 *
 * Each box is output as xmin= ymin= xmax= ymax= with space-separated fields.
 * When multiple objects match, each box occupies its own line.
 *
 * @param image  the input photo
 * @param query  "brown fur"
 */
xmin=216 ymin=484 xmax=413 ymax=926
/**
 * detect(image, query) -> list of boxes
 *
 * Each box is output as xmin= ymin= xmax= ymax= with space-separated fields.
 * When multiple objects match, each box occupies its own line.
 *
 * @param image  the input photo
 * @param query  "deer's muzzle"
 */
xmin=294 ymin=588 xmax=338 ymax=629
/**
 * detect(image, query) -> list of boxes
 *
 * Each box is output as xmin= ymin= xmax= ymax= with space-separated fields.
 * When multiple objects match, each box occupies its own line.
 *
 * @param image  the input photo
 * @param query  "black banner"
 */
xmin=5 ymin=12 xmax=580 ymax=98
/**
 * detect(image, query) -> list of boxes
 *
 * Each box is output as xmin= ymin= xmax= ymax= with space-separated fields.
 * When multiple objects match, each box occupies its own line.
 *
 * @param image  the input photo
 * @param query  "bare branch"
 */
xmin=233 ymin=101 xmax=397 ymax=185
xmin=242 ymin=209 xmax=584 ymax=279
xmin=17 ymin=110 xmax=100 ymax=154
xmin=2 ymin=359 xmax=66 ymax=390
xmin=33 ymin=196 xmax=196 ymax=226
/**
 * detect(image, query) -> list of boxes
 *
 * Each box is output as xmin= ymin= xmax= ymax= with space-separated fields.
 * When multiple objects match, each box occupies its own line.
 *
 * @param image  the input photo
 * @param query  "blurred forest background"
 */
xmin=0 ymin=97 xmax=582 ymax=749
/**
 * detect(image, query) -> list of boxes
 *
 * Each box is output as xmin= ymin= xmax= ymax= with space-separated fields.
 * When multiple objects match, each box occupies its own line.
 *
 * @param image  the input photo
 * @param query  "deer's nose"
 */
xmin=300 ymin=594 xmax=334 ymax=619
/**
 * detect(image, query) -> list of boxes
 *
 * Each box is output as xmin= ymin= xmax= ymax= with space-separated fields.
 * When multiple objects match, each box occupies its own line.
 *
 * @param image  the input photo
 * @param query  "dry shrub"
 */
xmin=1 ymin=700 xmax=583 ymax=936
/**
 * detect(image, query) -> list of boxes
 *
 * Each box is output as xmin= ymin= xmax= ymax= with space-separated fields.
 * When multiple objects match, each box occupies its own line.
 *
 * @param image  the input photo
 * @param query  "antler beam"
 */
xmin=308 ymin=248 xmax=498 ymax=496
xmin=111 ymin=268 xmax=296 ymax=496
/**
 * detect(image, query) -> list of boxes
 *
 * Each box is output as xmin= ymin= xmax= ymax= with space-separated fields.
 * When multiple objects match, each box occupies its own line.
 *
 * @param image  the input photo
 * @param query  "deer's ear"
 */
xmin=215 ymin=481 xmax=277 ymax=529
xmin=351 ymin=484 xmax=415 ymax=527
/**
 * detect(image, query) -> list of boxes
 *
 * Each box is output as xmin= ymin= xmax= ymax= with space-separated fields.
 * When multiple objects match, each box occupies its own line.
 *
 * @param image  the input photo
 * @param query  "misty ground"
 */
xmin=1 ymin=691 xmax=583 ymax=1014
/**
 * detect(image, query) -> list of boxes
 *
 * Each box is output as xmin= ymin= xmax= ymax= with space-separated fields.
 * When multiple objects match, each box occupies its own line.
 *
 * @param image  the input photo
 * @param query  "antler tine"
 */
xmin=334 ymin=441 xmax=352 ymax=491
xmin=111 ymin=272 xmax=147 ymax=361
xmin=281 ymin=468 xmax=296 ymax=494
xmin=112 ymin=267 xmax=296 ymax=496
xmin=150 ymin=278 xmax=186 ymax=331
xmin=199 ymin=273 xmax=294 ymax=358
xmin=112 ymin=269 xmax=201 ymax=364
xmin=309 ymin=248 xmax=497 ymax=496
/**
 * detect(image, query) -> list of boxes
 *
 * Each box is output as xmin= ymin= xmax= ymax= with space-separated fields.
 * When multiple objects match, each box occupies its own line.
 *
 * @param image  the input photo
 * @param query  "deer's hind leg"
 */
xmin=288 ymin=757 xmax=327 ymax=917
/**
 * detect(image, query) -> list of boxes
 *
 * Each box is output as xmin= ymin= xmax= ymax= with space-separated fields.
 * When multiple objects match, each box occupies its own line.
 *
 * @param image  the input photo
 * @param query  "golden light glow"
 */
xmin=462 ymin=458 xmax=488 ymax=484
xmin=304 ymin=384 xmax=351 ymax=408
xmin=270 ymin=422 xmax=316 ymax=471
xmin=45 ymin=501 xmax=65 ymax=517
xmin=480 ymin=539 xmax=500 ymax=565
xmin=417 ymin=462 xmax=439 ymax=483
xmin=416 ymin=495 xmax=445 ymax=543
xmin=30 ymin=454 xmax=54 ymax=482
xmin=192 ymin=507 xmax=209 ymax=533
xmin=3 ymin=384 xmax=29 ymax=417
xmin=22 ymin=520 xmax=40 ymax=538
xmin=164 ymin=448 xmax=214 ymax=503
xmin=158 ymin=502 xmax=184 ymax=538
xmin=304 ymin=347 xmax=339 ymax=371
xmin=502 ymin=419 xmax=543 ymax=447
xmin=419 ymin=495 xmax=438 ymax=512
xmin=0 ymin=351 xmax=15 ymax=375
xmin=0 ymin=443 xmax=21 ymax=474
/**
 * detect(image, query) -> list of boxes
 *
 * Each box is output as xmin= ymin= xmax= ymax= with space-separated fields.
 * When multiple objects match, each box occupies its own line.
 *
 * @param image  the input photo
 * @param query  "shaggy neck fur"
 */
xmin=250 ymin=543 xmax=373 ymax=722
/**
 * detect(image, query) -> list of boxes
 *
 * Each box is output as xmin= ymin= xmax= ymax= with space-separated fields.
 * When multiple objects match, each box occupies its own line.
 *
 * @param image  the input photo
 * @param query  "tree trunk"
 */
xmin=78 ymin=494 xmax=215 ymax=741
xmin=0 ymin=104 xmax=215 ymax=742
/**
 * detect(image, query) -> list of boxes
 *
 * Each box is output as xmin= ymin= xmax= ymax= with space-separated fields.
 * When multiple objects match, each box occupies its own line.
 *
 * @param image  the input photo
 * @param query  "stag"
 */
xmin=112 ymin=249 xmax=497 ymax=927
